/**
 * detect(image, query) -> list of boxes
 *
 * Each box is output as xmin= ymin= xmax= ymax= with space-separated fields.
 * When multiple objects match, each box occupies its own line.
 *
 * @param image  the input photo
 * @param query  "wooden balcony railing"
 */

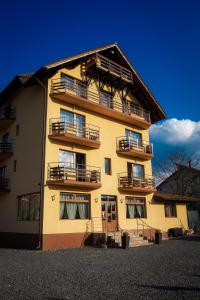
xmin=85 ymin=53 xmax=133 ymax=84
xmin=47 ymin=162 xmax=101 ymax=188
xmin=0 ymin=142 xmax=13 ymax=154
xmin=50 ymin=77 xmax=151 ymax=127
xmin=116 ymin=137 xmax=153 ymax=159
xmin=0 ymin=176 xmax=10 ymax=192
xmin=49 ymin=118 xmax=100 ymax=147
xmin=0 ymin=106 xmax=15 ymax=120
xmin=118 ymin=172 xmax=155 ymax=193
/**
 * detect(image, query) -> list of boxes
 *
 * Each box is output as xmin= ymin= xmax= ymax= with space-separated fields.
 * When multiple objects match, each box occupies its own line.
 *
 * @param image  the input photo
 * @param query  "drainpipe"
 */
xmin=33 ymin=76 xmax=48 ymax=250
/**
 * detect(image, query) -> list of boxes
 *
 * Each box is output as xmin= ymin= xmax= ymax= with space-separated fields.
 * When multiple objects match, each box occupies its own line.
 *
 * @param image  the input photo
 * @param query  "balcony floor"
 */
xmin=117 ymin=149 xmax=152 ymax=160
xmin=0 ymin=152 xmax=13 ymax=161
xmin=119 ymin=186 xmax=156 ymax=194
xmin=49 ymin=133 xmax=100 ymax=149
xmin=50 ymin=92 xmax=150 ymax=129
xmin=47 ymin=179 xmax=101 ymax=190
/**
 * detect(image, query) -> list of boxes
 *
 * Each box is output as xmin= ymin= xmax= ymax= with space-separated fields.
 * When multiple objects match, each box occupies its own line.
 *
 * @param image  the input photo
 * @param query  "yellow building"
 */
xmin=0 ymin=43 xmax=190 ymax=250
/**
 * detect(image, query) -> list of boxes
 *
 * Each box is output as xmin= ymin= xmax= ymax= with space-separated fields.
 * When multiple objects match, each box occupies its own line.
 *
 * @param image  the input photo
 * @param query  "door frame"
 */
xmin=101 ymin=195 xmax=118 ymax=232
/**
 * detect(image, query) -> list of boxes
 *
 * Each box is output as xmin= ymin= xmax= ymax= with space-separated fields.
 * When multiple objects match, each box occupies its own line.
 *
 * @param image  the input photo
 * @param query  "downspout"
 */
xmin=33 ymin=76 xmax=48 ymax=250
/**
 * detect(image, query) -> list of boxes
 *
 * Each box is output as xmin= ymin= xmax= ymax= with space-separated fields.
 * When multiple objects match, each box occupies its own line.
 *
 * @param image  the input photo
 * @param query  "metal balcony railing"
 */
xmin=116 ymin=137 xmax=153 ymax=154
xmin=49 ymin=118 xmax=100 ymax=141
xmin=0 ymin=176 xmax=10 ymax=192
xmin=85 ymin=53 xmax=133 ymax=83
xmin=50 ymin=76 xmax=151 ymax=123
xmin=0 ymin=142 xmax=13 ymax=154
xmin=118 ymin=173 xmax=155 ymax=189
xmin=47 ymin=162 xmax=101 ymax=183
xmin=0 ymin=106 xmax=15 ymax=120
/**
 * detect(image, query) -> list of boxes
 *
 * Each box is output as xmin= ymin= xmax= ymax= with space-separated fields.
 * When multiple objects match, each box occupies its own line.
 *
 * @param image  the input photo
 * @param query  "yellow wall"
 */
xmin=0 ymin=60 xmax=189 ymax=238
xmin=42 ymin=64 xmax=189 ymax=235
xmin=0 ymin=85 xmax=44 ymax=234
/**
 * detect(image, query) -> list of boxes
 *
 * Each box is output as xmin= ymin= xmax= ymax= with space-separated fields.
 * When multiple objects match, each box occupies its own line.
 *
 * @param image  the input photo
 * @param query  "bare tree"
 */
xmin=154 ymin=149 xmax=200 ymax=193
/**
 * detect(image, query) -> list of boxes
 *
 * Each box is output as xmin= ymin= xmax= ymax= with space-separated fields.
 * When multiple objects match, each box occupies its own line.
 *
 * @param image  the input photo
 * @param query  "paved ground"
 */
xmin=0 ymin=238 xmax=200 ymax=300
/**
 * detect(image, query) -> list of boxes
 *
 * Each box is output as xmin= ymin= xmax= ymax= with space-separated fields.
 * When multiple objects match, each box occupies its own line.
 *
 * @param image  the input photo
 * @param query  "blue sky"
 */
xmin=0 ymin=0 xmax=199 ymax=163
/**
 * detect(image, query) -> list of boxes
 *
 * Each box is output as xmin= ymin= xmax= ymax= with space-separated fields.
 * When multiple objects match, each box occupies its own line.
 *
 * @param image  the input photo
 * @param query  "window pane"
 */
xmin=105 ymin=158 xmax=111 ymax=175
xmin=60 ymin=109 xmax=74 ymax=125
xmin=60 ymin=193 xmax=89 ymax=220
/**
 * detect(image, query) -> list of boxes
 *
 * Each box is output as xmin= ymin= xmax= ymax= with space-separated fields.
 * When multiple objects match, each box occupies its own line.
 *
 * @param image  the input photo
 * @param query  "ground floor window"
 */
xmin=126 ymin=197 xmax=146 ymax=218
xmin=17 ymin=192 xmax=40 ymax=221
xmin=164 ymin=203 xmax=177 ymax=217
xmin=60 ymin=193 xmax=90 ymax=220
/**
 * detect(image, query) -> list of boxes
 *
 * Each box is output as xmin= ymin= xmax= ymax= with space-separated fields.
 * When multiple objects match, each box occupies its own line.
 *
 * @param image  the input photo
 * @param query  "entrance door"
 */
xmin=101 ymin=195 xmax=118 ymax=232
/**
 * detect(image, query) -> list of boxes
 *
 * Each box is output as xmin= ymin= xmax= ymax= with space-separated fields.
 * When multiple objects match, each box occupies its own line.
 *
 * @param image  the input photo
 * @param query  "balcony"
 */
xmin=0 ymin=176 xmax=10 ymax=193
xmin=0 ymin=106 xmax=15 ymax=130
xmin=49 ymin=118 xmax=100 ymax=149
xmin=85 ymin=53 xmax=133 ymax=84
xmin=47 ymin=162 xmax=101 ymax=189
xmin=50 ymin=77 xmax=151 ymax=129
xmin=118 ymin=173 xmax=155 ymax=194
xmin=116 ymin=137 xmax=153 ymax=160
xmin=0 ymin=142 xmax=13 ymax=161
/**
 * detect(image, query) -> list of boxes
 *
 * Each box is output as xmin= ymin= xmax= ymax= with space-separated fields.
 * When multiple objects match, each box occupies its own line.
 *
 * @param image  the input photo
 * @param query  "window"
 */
xmin=125 ymin=129 xmax=142 ymax=146
xmin=100 ymin=91 xmax=112 ymax=108
xmin=16 ymin=125 xmax=19 ymax=136
xmin=127 ymin=163 xmax=144 ymax=178
xmin=60 ymin=109 xmax=85 ymax=137
xmin=164 ymin=203 xmax=177 ymax=218
xmin=105 ymin=158 xmax=111 ymax=175
xmin=17 ymin=193 xmax=40 ymax=221
xmin=126 ymin=197 xmax=146 ymax=218
xmin=13 ymin=160 xmax=17 ymax=172
xmin=60 ymin=193 xmax=90 ymax=220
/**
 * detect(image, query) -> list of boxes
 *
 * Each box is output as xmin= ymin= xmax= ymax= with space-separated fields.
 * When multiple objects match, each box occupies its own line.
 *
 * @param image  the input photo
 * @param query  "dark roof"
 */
xmin=0 ymin=73 xmax=33 ymax=103
xmin=157 ymin=164 xmax=200 ymax=189
xmin=154 ymin=191 xmax=200 ymax=203
xmin=0 ymin=43 xmax=166 ymax=122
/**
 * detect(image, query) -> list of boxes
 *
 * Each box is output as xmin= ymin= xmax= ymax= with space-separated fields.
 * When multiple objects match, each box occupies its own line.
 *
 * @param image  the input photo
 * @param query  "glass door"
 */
xmin=127 ymin=163 xmax=144 ymax=178
xmin=101 ymin=195 xmax=118 ymax=232
xmin=125 ymin=129 xmax=142 ymax=148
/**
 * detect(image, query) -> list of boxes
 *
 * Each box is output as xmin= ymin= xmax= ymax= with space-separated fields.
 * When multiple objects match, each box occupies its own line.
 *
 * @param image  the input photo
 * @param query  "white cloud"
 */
xmin=150 ymin=118 xmax=200 ymax=145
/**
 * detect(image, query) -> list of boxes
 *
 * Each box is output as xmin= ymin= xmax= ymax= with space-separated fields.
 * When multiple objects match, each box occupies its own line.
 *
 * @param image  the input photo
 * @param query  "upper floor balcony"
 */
xmin=116 ymin=137 xmax=153 ymax=160
xmin=0 ymin=176 xmax=10 ymax=193
xmin=0 ymin=142 xmax=13 ymax=161
xmin=85 ymin=53 xmax=133 ymax=84
xmin=118 ymin=172 xmax=155 ymax=194
xmin=0 ymin=106 xmax=16 ymax=130
xmin=47 ymin=162 xmax=101 ymax=189
xmin=49 ymin=118 xmax=100 ymax=149
xmin=50 ymin=77 xmax=151 ymax=129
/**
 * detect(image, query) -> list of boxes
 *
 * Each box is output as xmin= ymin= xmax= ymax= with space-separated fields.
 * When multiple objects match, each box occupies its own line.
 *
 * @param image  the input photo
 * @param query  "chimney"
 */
xmin=188 ymin=160 xmax=192 ymax=168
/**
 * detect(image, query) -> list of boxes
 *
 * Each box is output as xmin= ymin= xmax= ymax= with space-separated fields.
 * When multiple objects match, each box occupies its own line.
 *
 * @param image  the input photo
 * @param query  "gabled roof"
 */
xmin=154 ymin=191 xmax=200 ymax=203
xmin=157 ymin=163 xmax=200 ymax=189
xmin=0 ymin=43 xmax=166 ymax=122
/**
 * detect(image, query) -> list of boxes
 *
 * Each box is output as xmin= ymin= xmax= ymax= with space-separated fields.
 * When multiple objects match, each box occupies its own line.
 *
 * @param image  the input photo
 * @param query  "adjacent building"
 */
xmin=0 ymin=43 xmax=192 ymax=250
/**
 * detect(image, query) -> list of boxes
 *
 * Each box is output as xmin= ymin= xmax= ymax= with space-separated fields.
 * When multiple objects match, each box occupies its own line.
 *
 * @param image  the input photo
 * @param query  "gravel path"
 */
xmin=0 ymin=238 xmax=200 ymax=299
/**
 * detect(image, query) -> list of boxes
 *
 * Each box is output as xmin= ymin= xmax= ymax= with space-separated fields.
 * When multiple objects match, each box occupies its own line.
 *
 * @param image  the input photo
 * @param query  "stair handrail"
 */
xmin=136 ymin=218 xmax=155 ymax=240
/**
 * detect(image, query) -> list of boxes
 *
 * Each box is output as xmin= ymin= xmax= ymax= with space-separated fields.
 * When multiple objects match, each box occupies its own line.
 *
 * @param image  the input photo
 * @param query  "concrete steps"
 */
xmin=107 ymin=231 xmax=153 ymax=248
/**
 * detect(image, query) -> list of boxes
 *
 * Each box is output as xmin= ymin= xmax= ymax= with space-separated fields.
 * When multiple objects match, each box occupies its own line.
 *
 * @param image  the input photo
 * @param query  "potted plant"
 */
xmin=155 ymin=229 xmax=162 ymax=244
xmin=121 ymin=231 xmax=130 ymax=249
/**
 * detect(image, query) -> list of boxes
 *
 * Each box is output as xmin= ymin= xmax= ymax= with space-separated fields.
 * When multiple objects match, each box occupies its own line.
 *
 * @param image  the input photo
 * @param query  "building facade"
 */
xmin=0 ymin=43 xmax=191 ymax=250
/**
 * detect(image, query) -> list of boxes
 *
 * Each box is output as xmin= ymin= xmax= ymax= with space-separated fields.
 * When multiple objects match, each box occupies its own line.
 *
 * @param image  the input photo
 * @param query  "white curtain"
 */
xmin=66 ymin=203 xmax=77 ymax=219
xmin=136 ymin=204 xmax=143 ymax=218
xmin=78 ymin=203 xmax=88 ymax=219
xmin=127 ymin=204 xmax=135 ymax=218
xmin=60 ymin=202 xmax=65 ymax=219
